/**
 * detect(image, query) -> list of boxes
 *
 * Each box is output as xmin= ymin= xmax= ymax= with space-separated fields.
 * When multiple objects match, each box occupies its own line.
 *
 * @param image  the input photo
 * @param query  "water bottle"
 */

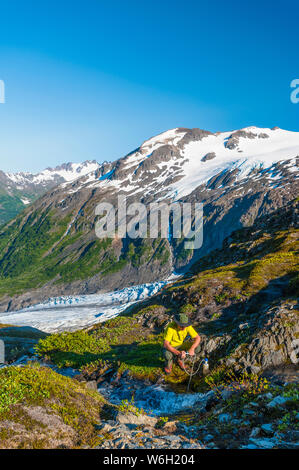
xmin=202 ymin=358 xmax=209 ymax=376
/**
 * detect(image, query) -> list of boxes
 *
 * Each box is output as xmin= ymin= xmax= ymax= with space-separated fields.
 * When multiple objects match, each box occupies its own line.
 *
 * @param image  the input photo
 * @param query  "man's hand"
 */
xmin=180 ymin=351 xmax=186 ymax=359
xmin=189 ymin=335 xmax=200 ymax=356
xmin=164 ymin=340 xmax=182 ymax=357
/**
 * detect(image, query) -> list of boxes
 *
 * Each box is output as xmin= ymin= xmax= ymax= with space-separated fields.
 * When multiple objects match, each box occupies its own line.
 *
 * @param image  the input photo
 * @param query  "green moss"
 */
xmin=165 ymin=228 xmax=298 ymax=310
xmin=0 ymin=362 xmax=104 ymax=413
xmin=35 ymin=310 xmax=168 ymax=382
xmin=0 ymin=362 xmax=106 ymax=448
xmin=35 ymin=315 xmax=139 ymax=368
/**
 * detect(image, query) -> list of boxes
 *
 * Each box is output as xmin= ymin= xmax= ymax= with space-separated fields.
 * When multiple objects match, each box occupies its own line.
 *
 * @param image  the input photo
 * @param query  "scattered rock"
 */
xmin=249 ymin=438 xmax=277 ymax=449
xmin=85 ymin=380 xmax=98 ymax=391
xmin=266 ymin=396 xmax=289 ymax=409
xmin=261 ymin=423 xmax=274 ymax=435
xmin=250 ymin=427 xmax=261 ymax=438
xmin=218 ymin=413 xmax=231 ymax=424
xmin=115 ymin=411 xmax=158 ymax=427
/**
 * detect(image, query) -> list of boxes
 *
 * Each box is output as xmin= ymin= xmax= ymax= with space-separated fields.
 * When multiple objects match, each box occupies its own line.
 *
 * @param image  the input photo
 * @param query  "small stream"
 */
xmin=98 ymin=377 xmax=214 ymax=417
xmin=2 ymin=355 xmax=213 ymax=418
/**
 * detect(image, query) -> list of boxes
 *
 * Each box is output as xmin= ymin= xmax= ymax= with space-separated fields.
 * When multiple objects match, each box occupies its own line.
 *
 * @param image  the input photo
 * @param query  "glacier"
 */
xmin=0 ymin=274 xmax=179 ymax=333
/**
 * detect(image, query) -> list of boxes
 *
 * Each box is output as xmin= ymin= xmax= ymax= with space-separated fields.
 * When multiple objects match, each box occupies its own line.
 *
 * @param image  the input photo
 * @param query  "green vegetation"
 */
xmin=153 ymin=239 xmax=171 ymax=265
xmin=35 ymin=307 xmax=167 ymax=381
xmin=166 ymin=228 xmax=299 ymax=307
xmin=205 ymin=368 xmax=270 ymax=399
xmin=0 ymin=205 xmax=172 ymax=298
xmin=0 ymin=207 xmax=124 ymax=295
xmin=0 ymin=193 xmax=27 ymax=227
xmin=118 ymin=397 xmax=147 ymax=417
xmin=0 ymin=362 xmax=105 ymax=448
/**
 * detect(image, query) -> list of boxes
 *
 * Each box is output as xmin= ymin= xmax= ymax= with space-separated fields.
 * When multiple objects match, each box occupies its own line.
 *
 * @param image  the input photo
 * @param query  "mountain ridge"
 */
xmin=0 ymin=160 xmax=100 ymax=225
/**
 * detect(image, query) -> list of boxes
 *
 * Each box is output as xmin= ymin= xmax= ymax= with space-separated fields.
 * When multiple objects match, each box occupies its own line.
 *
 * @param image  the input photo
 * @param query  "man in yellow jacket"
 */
xmin=163 ymin=312 xmax=201 ymax=374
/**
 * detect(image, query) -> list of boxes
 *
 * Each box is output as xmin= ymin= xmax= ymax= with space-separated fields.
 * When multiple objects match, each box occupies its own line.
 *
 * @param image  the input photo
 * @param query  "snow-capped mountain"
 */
xmin=0 ymin=126 xmax=298 ymax=311
xmin=63 ymin=126 xmax=299 ymax=201
xmin=0 ymin=160 xmax=100 ymax=225
xmin=5 ymin=160 xmax=100 ymax=188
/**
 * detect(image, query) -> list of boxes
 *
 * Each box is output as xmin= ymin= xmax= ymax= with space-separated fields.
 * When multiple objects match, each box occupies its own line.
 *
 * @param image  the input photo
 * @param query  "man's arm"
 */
xmin=188 ymin=335 xmax=200 ymax=356
xmin=163 ymin=340 xmax=185 ymax=358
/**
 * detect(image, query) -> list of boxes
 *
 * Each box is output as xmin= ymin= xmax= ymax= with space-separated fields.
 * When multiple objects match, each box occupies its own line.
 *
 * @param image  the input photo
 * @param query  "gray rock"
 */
xmin=250 ymin=427 xmax=261 ymax=438
xmin=162 ymin=435 xmax=181 ymax=442
xmin=85 ymin=380 xmax=98 ymax=391
xmin=264 ymin=393 xmax=273 ymax=400
xmin=182 ymin=443 xmax=195 ymax=449
xmin=248 ymin=365 xmax=261 ymax=374
xmin=261 ymin=423 xmax=274 ymax=435
xmin=241 ymin=444 xmax=259 ymax=449
xmin=201 ymin=152 xmax=216 ymax=162
xmin=249 ymin=438 xmax=277 ymax=449
xmin=116 ymin=411 xmax=157 ymax=427
xmin=239 ymin=322 xmax=249 ymax=330
xmin=96 ymin=422 xmax=114 ymax=433
xmin=231 ymin=419 xmax=242 ymax=426
xmin=218 ymin=413 xmax=231 ymax=424
xmin=242 ymin=409 xmax=256 ymax=416
xmin=266 ymin=396 xmax=289 ymax=408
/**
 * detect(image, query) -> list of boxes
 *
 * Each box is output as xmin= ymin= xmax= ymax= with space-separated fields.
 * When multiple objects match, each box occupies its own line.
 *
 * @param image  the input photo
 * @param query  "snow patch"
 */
xmin=21 ymin=198 xmax=31 ymax=205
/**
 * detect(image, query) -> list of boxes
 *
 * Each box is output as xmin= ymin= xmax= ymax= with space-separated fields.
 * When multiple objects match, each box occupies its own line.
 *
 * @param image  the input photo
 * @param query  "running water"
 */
xmin=98 ymin=380 xmax=213 ymax=416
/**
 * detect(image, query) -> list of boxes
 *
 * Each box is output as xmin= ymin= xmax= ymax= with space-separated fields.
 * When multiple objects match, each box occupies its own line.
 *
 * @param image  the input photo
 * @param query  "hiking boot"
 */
xmin=164 ymin=364 xmax=172 ymax=375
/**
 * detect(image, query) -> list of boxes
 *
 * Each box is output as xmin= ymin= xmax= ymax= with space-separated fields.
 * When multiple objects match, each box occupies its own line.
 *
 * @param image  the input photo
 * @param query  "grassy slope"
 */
xmin=36 ymin=309 xmax=167 ymax=382
xmin=0 ymin=204 xmax=171 ymax=298
xmin=0 ymin=362 xmax=106 ymax=448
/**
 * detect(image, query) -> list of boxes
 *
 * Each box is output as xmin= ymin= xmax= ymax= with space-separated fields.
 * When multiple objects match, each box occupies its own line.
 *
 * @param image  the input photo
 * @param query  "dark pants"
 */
xmin=163 ymin=342 xmax=201 ymax=368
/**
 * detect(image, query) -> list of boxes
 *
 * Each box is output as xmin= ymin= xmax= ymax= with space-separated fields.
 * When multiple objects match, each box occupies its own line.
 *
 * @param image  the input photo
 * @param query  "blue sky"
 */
xmin=0 ymin=0 xmax=298 ymax=173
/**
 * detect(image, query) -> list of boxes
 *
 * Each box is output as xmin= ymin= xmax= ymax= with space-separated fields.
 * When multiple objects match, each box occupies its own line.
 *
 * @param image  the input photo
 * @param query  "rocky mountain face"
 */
xmin=0 ymin=126 xmax=298 ymax=310
xmin=0 ymin=160 xmax=99 ymax=226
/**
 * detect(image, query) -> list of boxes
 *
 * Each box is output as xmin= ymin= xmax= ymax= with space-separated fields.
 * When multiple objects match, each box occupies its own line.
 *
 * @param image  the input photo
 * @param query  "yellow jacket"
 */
xmin=164 ymin=322 xmax=198 ymax=348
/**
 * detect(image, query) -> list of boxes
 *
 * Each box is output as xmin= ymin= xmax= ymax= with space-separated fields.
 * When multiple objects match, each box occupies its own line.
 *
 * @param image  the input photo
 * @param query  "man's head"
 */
xmin=174 ymin=312 xmax=192 ymax=330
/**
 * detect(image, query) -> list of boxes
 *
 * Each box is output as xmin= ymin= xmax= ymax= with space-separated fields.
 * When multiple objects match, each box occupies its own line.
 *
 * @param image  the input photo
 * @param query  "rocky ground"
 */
xmin=95 ymin=420 xmax=205 ymax=449
xmin=93 ymin=366 xmax=299 ymax=450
